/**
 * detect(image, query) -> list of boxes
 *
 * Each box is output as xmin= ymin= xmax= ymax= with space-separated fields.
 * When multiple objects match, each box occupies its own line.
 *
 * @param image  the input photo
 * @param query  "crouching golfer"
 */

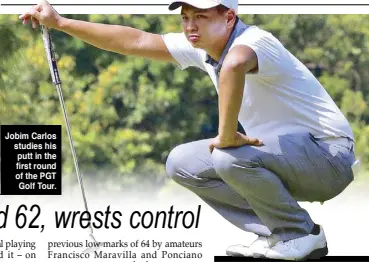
xmin=20 ymin=0 xmax=356 ymax=260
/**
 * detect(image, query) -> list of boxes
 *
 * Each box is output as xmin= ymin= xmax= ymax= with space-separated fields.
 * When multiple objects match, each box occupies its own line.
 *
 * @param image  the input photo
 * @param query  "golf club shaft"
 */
xmin=55 ymin=83 xmax=90 ymax=214
xmin=40 ymin=25 xmax=93 ymax=235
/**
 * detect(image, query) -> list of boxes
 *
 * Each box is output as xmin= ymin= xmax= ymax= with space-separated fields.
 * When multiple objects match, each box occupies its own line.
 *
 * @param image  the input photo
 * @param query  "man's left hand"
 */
xmin=209 ymin=132 xmax=263 ymax=153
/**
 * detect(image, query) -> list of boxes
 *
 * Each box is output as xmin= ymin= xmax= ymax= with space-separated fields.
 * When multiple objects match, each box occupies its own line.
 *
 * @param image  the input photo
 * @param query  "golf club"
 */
xmin=40 ymin=24 xmax=100 ymax=253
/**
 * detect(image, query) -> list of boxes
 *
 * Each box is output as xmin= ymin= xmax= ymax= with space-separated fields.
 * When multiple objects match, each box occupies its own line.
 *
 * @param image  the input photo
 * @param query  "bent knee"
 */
xmin=165 ymin=143 xmax=218 ymax=188
xmin=165 ymin=144 xmax=186 ymax=181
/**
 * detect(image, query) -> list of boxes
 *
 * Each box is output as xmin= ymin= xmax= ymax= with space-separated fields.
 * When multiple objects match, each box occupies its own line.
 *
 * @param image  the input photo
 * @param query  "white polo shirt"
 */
xmin=161 ymin=19 xmax=354 ymax=142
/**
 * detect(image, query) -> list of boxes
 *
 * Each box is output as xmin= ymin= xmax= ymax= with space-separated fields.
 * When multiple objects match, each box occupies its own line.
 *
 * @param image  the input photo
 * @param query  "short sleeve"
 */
xmin=230 ymin=27 xmax=287 ymax=76
xmin=162 ymin=32 xmax=206 ymax=71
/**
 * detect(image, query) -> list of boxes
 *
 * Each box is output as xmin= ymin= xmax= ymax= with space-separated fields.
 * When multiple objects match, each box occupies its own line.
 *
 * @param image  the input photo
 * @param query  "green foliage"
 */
xmin=1 ymin=14 xmax=368 ymax=190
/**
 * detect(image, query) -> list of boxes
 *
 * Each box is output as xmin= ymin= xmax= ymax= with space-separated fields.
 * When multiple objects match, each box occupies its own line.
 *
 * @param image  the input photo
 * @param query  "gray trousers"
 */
xmin=165 ymin=132 xmax=355 ymax=241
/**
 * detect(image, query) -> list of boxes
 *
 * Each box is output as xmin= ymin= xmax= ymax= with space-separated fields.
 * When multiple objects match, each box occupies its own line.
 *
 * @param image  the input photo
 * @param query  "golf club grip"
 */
xmin=41 ymin=25 xmax=61 ymax=85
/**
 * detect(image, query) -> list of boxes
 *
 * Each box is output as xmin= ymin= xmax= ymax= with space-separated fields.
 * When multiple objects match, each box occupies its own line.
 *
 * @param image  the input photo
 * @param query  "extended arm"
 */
xmin=19 ymin=0 xmax=175 ymax=63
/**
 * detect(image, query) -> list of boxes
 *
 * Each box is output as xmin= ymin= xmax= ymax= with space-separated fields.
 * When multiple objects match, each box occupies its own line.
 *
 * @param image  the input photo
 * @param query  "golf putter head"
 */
xmin=83 ymin=227 xmax=101 ymax=253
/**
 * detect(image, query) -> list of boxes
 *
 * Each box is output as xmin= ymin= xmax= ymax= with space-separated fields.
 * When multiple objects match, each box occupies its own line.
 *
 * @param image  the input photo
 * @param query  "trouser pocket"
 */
xmin=306 ymin=133 xmax=354 ymax=201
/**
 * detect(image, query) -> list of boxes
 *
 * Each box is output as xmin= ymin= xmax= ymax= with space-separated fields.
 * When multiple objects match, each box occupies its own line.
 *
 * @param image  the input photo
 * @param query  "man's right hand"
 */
xmin=19 ymin=0 xmax=63 ymax=30
xmin=19 ymin=1 xmax=175 ymax=62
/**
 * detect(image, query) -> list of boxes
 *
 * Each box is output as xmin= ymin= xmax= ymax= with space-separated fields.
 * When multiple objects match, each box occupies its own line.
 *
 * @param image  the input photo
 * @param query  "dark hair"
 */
xmin=216 ymin=4 xmax=230 ymax=14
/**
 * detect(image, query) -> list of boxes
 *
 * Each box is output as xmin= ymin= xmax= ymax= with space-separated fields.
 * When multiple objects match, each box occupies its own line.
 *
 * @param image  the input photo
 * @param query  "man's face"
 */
xmin=181 ymin=4 xmax=229 ymax=49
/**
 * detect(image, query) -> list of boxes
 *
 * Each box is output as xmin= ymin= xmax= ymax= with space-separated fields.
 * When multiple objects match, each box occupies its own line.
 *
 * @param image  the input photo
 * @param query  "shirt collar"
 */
xmin=205 ymin=17 xmax=249 ymax=73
